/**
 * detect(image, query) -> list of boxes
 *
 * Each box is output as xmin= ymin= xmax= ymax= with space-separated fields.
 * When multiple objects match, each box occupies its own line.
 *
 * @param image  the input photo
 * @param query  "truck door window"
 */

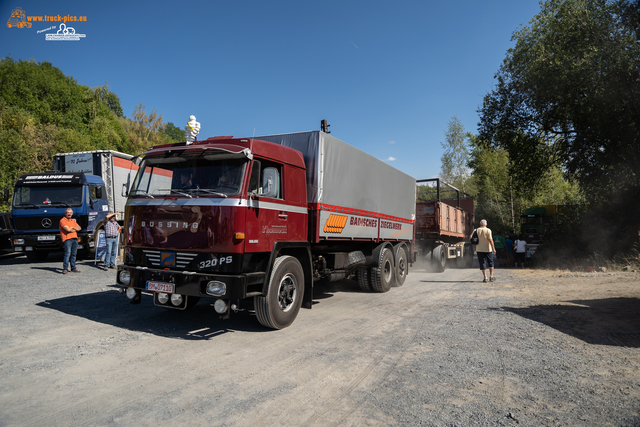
xmin=251 ymin=160 xmax=282 ymax=199
xmin=89 ymin=185 xmax=98 ymax=201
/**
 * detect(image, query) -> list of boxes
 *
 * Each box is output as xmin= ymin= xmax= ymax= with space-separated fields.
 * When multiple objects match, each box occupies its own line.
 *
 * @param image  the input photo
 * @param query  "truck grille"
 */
xmin=13 ymin=215 xmax=88 ymax=231
xmin=142 ymin=250 xmax=198 ymax=269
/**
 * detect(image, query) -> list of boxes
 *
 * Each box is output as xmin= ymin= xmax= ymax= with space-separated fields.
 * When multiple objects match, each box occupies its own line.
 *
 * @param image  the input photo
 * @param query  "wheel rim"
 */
xmin=383 ymin=259 xmax=393 ymax=283
xmin=397 ymin=257 xmax=406 ymax=278
xmin=277 ymin=273 xmax=297 ymax=312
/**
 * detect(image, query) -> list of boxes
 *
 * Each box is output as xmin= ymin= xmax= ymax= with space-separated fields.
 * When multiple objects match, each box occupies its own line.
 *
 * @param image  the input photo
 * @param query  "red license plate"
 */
xmin=145 ymin=281 xmax=174 ymax=293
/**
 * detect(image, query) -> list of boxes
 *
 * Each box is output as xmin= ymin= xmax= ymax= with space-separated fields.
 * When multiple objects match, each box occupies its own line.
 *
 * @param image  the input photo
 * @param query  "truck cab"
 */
xmin=118 ymin=137 xmax=310 ymax=327
xmin=11 ymin=173 xmax=109 ymax=261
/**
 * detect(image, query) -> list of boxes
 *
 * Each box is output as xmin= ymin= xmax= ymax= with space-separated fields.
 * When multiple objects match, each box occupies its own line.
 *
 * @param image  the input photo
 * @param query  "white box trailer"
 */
xmin=53 ymin=150 xmax=138 ymax=218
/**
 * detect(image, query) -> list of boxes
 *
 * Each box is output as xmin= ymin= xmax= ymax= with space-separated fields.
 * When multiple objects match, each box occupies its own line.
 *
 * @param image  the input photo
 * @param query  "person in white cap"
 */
xmin=103 ymin=213 xmax=121 ymax=270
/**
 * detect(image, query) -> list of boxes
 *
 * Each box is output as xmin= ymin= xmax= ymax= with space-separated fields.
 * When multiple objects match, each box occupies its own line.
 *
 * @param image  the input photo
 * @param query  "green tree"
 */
xmin=439 ymin=116 xmax=472 ymax=193
xmin=164 ymin=122 xmax=186 ymax=143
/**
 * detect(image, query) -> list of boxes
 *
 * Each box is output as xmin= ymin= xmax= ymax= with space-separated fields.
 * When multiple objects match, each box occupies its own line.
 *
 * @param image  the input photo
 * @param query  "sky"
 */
xmin=1 ymin=0 xmax=542 ymax=180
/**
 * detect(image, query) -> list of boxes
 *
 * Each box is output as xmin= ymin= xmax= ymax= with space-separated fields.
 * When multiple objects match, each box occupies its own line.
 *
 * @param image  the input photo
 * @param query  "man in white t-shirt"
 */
xmin=472 ymin=219 xmax=496 ymax=282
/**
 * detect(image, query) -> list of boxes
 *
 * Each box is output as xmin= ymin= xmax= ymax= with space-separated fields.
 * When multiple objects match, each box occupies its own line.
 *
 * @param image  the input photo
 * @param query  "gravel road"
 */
xmin=0 ymin=253 xmax=639 ymax=426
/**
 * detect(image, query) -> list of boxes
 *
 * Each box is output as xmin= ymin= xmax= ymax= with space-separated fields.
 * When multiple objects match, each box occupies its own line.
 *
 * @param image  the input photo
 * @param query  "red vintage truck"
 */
xmin=117 ymin=130 xmax=416 ymax=329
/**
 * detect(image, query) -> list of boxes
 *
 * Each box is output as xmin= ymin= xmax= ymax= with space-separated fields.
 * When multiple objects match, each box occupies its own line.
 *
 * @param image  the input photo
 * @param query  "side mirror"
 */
xmin=96 ymin=186 xmax=104 ymax=199
xmin=2 ymin=188 xmax=9 ymax=201
xmin=259 ymin=168 xmax=279 ymax=198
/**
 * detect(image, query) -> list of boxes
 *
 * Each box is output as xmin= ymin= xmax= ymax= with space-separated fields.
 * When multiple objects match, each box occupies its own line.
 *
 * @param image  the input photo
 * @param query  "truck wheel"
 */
xmin=255 ymin=255 xmax=304 ymax=329
xmin=393 ymin=245 xmax=408 ymax=287
xmin=356 ymin=268 xmax=372 ymax=292
xmin=433 ymin=245 xmax=446 ymax=273
xmin=26 ymin=251 xmax=48 ymax=262
xmin=371 ymin=247 xmax=394 ymax=292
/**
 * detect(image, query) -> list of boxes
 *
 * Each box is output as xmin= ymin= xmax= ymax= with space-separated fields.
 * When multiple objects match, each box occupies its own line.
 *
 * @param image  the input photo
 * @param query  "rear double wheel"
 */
xmin=370 ymin=247 xmax=395 ymax=293
xmin=433 ymin=244 xmax=446 ymax=273
xmin=393 ymin=245 xmax=408 ymax=287
xmin=255 ymin=255 xmax=304 ymax=330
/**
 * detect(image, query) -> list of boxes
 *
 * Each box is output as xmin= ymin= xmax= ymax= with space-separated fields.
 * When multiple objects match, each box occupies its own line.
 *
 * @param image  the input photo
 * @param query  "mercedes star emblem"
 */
xmin=41 ymin=218 xmax=52 ymax=228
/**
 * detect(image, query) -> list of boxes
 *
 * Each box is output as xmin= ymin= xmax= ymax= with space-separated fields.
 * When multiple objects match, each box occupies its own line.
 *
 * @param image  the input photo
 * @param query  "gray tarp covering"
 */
xmin=255 ymin=131 xmax=416 ymax=221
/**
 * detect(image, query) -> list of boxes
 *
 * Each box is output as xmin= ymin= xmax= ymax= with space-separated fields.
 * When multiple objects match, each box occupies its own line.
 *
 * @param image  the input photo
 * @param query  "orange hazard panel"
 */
xmin=323 ymin=214 xmax=348 ymax=234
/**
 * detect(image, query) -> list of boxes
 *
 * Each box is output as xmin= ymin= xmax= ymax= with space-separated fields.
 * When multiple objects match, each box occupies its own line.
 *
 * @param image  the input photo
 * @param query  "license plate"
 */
xmin=37 ymin=235 xmax=56 ymax=241
xmin=146 ymin=281 xmax=174 ymax=293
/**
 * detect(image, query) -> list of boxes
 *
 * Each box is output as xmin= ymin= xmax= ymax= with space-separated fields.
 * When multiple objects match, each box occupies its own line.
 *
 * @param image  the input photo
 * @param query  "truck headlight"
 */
xmin=206 ymin=281 xmax=226 ymax=296
xmin=214 ymin=299 xmax=228 ymax=314
xmin=170 ymin=294 xmax=183 ymax=306
xmin=118 ymin=270 xmax=131 ymax=285
xmin=13 ymin=238 xmax=24 ymax=245
xmin=158 ymin=293 xmax=169 ymax=304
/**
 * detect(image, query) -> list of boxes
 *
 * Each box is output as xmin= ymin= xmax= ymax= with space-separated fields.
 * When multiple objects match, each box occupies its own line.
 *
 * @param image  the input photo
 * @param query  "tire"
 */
xmin=393 ymin=245 xmax=408 ymax=287
xmin=26 ymin=251 xmax=48 ymax=262
xmin=356 ymin=268 xmax=372 ymax=292
xmin=433 ymin=245 xmax=446 ymax=273
xmin=371 ymin=247 xmax=395 ymax=292
xmin=255 ymin=255 xmax=304 ymax=329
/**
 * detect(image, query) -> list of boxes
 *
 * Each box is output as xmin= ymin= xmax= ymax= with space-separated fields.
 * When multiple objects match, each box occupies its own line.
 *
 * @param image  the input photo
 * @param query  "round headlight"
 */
xmin=157 ymin=293 xmax=169 ymax=304
xmin=206 ymin=281 xmax=226 ymax=296
xmin=171 ymin=294 xmax=183 ymax=306
xmin=125 ymin=287 xmax=138 ymax=300
xmin=118 ymin=270 xmax=131 ymax=285
xmin=214 ymin=299 xmax=228 ymax=314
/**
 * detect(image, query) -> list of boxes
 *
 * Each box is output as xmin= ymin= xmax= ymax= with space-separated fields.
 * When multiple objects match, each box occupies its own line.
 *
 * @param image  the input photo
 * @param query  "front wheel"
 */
xmin=255 ymin=255 xmax=304 ymax=329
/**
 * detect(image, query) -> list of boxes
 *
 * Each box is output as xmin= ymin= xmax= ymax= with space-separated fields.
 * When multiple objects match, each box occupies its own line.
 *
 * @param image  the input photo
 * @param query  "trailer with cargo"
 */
xmin=11 ymin=151 xmax=137 ymax=260
xmin=117 ymin=129 xmax=416 ymax=329
xmin=414 ymin=178 xmax=475 ymax=272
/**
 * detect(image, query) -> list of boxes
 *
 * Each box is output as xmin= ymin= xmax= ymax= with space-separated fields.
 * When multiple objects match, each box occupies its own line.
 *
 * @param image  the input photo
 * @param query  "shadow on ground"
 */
xmin=496 ymin=297 xmax=640 ymax=348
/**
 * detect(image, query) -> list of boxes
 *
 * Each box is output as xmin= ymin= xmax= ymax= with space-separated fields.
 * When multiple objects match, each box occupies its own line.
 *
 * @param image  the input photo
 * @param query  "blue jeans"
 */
xmin=104 ymin=237 xmax=118 ymax=267
xmin=63 ymin=238 xmax=78 ymax=271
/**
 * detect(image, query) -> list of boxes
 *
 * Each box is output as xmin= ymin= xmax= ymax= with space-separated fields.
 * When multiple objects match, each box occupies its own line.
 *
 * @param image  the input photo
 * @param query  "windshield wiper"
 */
xmin=195 ymin=189 xmax=228 ymax=198
xmin=131 ymin=190 xmax=155 ymax=199
xmin=166 ymin=189 xmax=193 ymax=198
xmin=15 ymin=203 xmax=39 ymax=209
xmin=50 ymin=202 xmax=71 ymax=207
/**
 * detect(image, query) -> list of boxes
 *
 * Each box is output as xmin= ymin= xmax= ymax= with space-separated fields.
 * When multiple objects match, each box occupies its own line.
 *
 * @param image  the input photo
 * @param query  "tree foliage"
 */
xmin=439 ymin=116 xmax=472 ymax=193
xmin=0 ymin=56 xmax=173 ymax=211
xmin=476 ymin=0 xmax=640 ymax=260
xmin=478 ymin=0 xmax=640 ymax=203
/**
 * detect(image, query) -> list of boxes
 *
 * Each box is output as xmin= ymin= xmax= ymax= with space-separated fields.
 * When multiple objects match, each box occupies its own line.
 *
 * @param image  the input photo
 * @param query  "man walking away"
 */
xmin=472 ymin=219 xmax=496 ymax=282
xmin=59 ymin=208 xmax=82 ymax=274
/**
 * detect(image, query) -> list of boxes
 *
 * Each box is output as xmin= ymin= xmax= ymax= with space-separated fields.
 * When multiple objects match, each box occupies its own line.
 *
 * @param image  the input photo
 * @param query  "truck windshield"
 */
xmin=130 ymin=153 xmax=247 ymax=198
xmin=13 ymin=186 xmax=83 ymax=208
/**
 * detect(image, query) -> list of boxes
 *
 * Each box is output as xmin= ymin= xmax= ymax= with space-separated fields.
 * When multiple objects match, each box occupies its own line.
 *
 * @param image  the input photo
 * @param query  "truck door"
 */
xmin=245 ymin=160 xmax=289 ymax=253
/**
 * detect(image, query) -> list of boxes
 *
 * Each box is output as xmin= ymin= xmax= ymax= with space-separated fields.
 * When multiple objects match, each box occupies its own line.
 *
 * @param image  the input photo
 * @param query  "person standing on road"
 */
xmin=59 ymin=208 xmax=82 ymax=274
xmin=504 ymin=235 xmax=514 ymax=267
xmin=472 ymin=219 xmax=496 ymax=282
xmin=513 ymin=234 xmax=528 ymax=268
xmin=103 ymin=213 xmax=121 ymax=270
xmin=494 ymin=232 xmax=506 ymax=267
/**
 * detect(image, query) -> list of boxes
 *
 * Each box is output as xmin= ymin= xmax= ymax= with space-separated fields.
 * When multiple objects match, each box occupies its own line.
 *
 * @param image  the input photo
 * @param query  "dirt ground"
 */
xmin=0 ymin=255 xmax=638 ymax=426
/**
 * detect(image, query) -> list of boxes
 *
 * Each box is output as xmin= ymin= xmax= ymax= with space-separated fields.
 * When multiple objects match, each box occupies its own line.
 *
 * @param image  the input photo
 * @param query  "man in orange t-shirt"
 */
xmin=59 ymin=208 xmax=82 ymax=274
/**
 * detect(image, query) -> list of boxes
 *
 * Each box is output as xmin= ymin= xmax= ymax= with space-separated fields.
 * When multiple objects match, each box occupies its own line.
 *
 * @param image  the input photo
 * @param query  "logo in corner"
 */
xmin=323 ymin=214 xmax=348 ymax=234
xmin=7 ymin=7 xmax=31 ymax=29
